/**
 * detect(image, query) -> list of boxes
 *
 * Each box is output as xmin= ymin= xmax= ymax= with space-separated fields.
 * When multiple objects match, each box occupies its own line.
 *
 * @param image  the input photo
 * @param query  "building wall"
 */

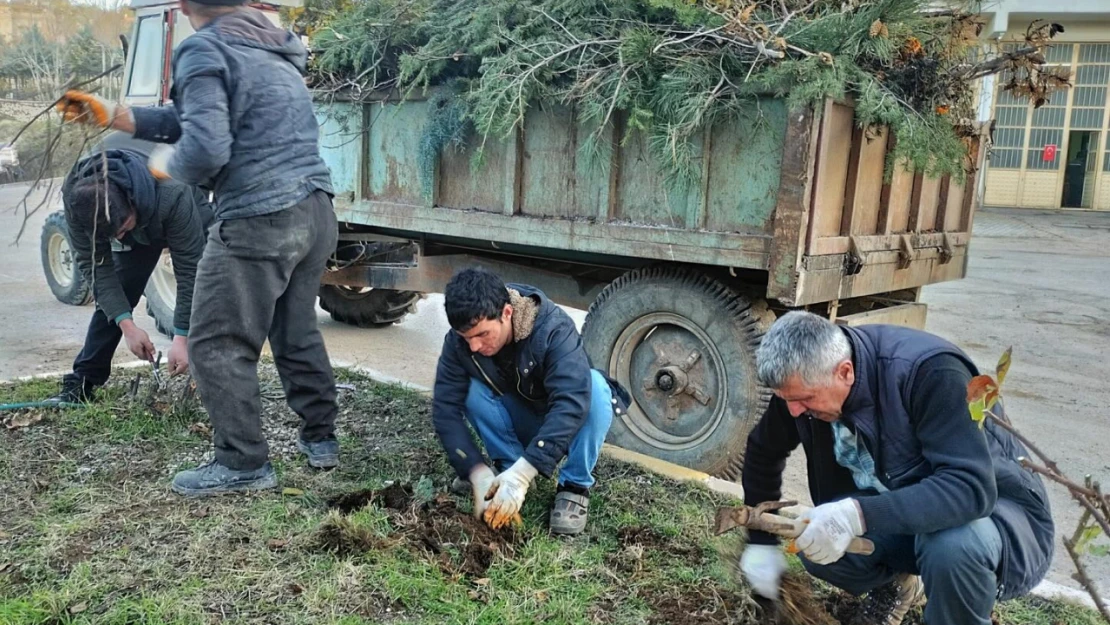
xmin=0 ymin=3 xmax=46 ymax=41
xmin=981 ymin=17 xmax=1110 ymax=209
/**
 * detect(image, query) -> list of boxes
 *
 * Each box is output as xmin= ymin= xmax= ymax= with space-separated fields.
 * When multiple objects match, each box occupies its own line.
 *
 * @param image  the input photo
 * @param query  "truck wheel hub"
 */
xmin=610 ymin=312 xmax=726 ymax=451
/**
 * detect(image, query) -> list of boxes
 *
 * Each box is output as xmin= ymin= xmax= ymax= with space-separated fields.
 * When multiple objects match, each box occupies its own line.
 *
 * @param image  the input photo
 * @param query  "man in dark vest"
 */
xmin=738 ymin=312 xmax=1054 ymax=625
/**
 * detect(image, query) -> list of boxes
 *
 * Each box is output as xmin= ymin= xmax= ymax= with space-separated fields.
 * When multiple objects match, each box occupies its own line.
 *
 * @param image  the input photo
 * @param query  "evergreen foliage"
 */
xmin=300 ymin=0 xmax=1064 ymax=184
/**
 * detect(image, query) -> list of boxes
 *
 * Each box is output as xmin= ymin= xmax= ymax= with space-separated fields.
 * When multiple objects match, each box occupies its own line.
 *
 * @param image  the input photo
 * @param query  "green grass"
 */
xmin=0 ymin=366 xmax=1105 ymax=625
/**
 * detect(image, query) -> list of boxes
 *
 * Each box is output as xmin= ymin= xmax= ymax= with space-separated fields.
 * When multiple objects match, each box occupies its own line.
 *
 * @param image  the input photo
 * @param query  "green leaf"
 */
xmin=968 ymin=396 xmax=987 ymax=429
xmin=996 ymin=347 xmax=1013 ymax=387
xmin=282 ymin=488 xmax=305 ymax=497
xmin=1075 ymin=524 xmax=1103 ymax=555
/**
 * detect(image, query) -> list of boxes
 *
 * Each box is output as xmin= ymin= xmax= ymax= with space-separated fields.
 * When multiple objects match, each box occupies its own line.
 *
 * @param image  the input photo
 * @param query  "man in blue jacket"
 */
xmin=739 ymin=312 xmax=1054 ymax=625
xmin=432 ymin=268 xmax=626 ymax=535
xmin=58 ymin=0 xmax=339 ymax=496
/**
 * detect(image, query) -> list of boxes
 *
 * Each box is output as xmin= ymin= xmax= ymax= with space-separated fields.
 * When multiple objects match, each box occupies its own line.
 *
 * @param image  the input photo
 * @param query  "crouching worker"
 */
xmin=49 ymin=146 xmax=213 ymax=403
xmin=432 ymin=268 xmax=627 ymax=535
xmin=738 ymin=311 xmax=1054 ymax=625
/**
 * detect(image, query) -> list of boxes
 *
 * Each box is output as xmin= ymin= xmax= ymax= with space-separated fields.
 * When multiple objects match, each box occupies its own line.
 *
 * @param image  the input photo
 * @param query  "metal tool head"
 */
xmin=150 ymin=351 xmax=166 ymax=391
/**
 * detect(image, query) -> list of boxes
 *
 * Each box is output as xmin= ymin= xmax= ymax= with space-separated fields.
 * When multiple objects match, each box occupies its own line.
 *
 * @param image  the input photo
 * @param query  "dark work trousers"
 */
xmin=67 ymin=244 xmax=165 ymax=387
xmin=187 ymin=190 xmax=339 ymax=471
xmin=803 ymin=517 xmax=1003 ymax=625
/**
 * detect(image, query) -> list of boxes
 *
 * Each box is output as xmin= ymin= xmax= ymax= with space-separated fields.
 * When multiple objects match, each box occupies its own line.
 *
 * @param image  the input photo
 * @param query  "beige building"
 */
xmin=0 ymin=0 xmax=47 ymax=41
xmin=978 ymin=1 xmax=1110 ymax=209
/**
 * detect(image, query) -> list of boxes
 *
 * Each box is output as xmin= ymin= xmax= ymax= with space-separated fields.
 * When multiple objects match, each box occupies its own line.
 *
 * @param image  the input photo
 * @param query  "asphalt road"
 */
xmin=2 ymin=180 xmax=1109 ymax=596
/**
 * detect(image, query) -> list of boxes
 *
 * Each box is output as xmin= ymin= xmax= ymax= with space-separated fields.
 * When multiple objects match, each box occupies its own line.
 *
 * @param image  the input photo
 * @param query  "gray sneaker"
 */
xmin=450 ymin=476 xmax=470 ymax=496
xmin=297 ymin=438 xmax=340 ymax=469
xmin=849 ymin=573 xmax=926 ymax=625
xmin=171 ymin=460 xmax=278 ymax=498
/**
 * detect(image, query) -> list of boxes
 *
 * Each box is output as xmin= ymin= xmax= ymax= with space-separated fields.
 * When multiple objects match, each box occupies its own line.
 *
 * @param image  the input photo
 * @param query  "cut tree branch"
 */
xmin=983 ymin=409 xmax=1110 ymax=622
xmin=1065 ymin=530 xmax=1110 ymax=623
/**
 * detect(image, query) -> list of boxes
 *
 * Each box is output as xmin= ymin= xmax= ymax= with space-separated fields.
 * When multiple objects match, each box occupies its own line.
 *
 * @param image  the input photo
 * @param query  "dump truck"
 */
xmin=40 ymin=0 xmax=988 ymax=477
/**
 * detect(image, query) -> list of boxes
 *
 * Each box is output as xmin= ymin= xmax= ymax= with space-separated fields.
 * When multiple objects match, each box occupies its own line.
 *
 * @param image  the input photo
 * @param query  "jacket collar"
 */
xmin=839 ymin=326 xmax=876 ymax=432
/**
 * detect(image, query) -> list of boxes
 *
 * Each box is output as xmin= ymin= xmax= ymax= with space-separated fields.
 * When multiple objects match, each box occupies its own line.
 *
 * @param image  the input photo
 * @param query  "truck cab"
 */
xmin=122 ymin=0 xmax=291 ymax=108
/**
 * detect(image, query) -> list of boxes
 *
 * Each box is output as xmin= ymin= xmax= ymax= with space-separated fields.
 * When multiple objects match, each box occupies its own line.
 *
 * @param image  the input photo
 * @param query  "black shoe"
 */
xmin=297 ymin=437 xmax=340 ymax=469
xmin=171 ymin=460 xmax=278 ymax=498
xmin=848 ymin=573 xmax=925 ymax=625
xmin=46 ymin=377 xmax=95 ymax=405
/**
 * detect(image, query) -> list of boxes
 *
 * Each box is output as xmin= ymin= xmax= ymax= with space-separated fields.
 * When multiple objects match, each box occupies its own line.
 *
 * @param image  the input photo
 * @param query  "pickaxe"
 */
xmin=715 ymin=500 xmax=875 ymax=556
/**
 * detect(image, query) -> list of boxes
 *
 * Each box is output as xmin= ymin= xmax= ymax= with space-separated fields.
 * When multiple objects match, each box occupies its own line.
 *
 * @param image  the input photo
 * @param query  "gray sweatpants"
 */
xmin=188 ymin=190 xmax=339 ymax=470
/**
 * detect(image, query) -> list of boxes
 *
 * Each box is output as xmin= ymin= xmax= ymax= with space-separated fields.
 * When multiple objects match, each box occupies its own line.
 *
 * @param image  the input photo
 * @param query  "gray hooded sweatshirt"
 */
xmin=132 ymin=8 xmax=333 ymax=220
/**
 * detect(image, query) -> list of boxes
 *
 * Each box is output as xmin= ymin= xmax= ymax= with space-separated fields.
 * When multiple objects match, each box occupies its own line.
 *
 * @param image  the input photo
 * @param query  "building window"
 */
xmin=990 ymin=66 xmax=1029 ymax=170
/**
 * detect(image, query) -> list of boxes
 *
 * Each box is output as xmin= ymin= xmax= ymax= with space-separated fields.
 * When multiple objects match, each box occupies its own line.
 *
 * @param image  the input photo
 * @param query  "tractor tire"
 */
xmin=144 ymin=250 xmax=177 ymax=339
xmin=41 ymin=211 xmax=92 ymax=306
xmin=581 ymin=266 xmax=770 ymax=480
xmin=318 ymin=285 xmax=422 ymax=328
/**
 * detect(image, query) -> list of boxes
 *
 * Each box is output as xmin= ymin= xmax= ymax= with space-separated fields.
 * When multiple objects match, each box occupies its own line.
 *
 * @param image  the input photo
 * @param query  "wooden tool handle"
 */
xmin=777 ymin=514 xmax=875 ymax=556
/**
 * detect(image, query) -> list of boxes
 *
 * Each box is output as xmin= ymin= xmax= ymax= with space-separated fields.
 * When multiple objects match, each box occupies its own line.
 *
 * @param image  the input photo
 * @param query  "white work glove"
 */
xmin=148 ymin=144 xmax=174 ymax=181
xmin=483 ymin=457 xmax=538 ymax=529
xmin=468 ymin=464 xmax=496 ymax=520
xmin=795 ymin=498 xmax=866 ymax=565
xmin=739 ymin=544 xmax=788 ymax=600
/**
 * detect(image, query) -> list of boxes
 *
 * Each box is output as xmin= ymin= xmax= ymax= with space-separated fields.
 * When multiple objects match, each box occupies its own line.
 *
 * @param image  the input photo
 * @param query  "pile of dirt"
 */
xmin=320 ymin=483 xmax=516 ymax=578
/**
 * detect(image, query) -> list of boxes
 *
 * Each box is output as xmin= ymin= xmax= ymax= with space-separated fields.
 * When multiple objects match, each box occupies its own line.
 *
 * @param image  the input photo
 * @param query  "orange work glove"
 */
xmin=483 ymin=457 xmax=537 ymax=530
xmin=56 ymin=90 xmax=119 ymax=127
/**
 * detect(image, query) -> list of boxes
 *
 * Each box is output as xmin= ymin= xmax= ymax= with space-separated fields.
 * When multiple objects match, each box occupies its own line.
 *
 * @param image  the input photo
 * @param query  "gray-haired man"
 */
xmin=739 ymin=312 xmax=1053 ymax=625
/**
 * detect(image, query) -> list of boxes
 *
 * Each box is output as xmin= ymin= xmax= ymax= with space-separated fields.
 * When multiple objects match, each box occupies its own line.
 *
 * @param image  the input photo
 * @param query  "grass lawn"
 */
xmin=0 ymin=365 xmax=1101 ymax=625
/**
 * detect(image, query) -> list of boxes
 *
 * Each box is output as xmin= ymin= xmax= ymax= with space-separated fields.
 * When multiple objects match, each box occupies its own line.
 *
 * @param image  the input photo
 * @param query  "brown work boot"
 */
xmin=848 ymin=573 xmax=925 ymax=625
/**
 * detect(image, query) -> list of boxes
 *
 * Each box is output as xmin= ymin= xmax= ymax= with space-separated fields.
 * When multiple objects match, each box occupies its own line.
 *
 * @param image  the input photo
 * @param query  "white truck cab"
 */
xmin=121 ymin=0 xmax=299 ymax=107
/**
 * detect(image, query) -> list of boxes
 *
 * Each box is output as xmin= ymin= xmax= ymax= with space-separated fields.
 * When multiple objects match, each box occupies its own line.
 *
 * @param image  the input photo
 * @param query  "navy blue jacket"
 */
xmin=742 ymin=324 xmax=1054 ymax=600
xmin=432 ymin=284 xmax=628 ymax=479
xmin=132 ymin=9 xmax=332 ymax=220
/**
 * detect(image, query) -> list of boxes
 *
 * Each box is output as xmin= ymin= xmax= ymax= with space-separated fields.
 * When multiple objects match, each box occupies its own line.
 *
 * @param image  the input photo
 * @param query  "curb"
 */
xmin=600 ymin=443 xmax=744 ymax=500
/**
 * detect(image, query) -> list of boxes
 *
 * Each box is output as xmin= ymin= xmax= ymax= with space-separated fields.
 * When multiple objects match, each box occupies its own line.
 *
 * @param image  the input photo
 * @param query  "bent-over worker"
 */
xmin=49 ymin=144 xmax=212 ymax=403
xmin=739 ymin=311 xmax=1053 ymax=625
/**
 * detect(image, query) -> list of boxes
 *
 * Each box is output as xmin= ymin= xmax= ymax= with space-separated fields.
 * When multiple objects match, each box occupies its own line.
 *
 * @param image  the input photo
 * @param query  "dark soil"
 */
xmin=645 ymin=582 xmax=751 ymax=625
xmin=616 ymin=525 xmax=706 ymax=560
xmin=321 ymin=484 xmax=516 ymax=578
xmin=328 ymin=482 xmax=415 ymax=514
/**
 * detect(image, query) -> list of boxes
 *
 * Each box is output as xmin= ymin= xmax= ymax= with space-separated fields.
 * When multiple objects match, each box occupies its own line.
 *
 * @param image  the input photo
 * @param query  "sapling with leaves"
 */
xmin=967 ymin=348 xmax=1110 ymax=623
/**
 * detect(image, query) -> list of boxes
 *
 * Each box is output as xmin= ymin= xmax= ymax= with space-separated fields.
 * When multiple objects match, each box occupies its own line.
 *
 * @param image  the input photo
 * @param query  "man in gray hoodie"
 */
xmin=59 ymin=0 xmax=340 ymax=496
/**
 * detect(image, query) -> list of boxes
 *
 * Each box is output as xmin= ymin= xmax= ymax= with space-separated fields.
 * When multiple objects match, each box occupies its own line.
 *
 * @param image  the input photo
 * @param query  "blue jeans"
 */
xmin=464 ymin=369 xmax=613 ymax=488
xmin=803 ymin=517 xmax=1003 ymax=625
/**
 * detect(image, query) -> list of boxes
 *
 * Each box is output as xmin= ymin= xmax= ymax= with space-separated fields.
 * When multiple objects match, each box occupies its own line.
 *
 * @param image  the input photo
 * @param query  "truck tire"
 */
xmin=581 ymin=266 xmax=770 ymax=480
xmin=318 ymin=285 xmax=421 ymax=328
xmin=144 ymin=250 xmax=177 ymax=339
xmin=41 ymin=211 xmax=92 ymax=306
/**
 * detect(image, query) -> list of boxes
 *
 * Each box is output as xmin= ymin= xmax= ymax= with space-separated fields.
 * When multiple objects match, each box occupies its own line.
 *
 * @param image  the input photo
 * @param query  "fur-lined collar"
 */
xmin=508 ymin=288 xmax=539 ymax=342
